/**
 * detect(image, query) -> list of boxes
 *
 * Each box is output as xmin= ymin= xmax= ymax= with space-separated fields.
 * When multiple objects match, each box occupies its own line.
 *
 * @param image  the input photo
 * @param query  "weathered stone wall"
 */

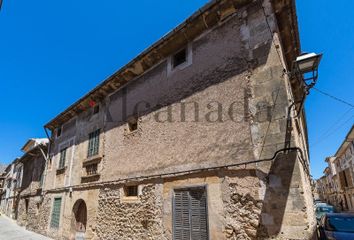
xmin=222 ymin=170 xmax=266 ymax=240
xmin=103 ymin=2 xmax=255 ymax=181
xmin=96 ymin=183 xmax=164 ymax=240
xmin=17 ymin=195 xmax=51 ymax=235
xmin=35 ymin=0 xmax=315 ymax=239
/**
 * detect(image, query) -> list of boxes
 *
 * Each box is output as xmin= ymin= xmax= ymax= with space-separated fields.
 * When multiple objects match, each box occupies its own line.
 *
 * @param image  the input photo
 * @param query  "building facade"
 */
xmin=0 ymin=159 xmax=23 ymax=218
xmin=2 ymin=0 xmax=317 ymax=239
xmin=0 ymin=139 xmax=48 ymax=224
xmin=317 ymin=125 xmax=354 ymax=211
xmin=15 ymin=139 xmax=49 ymax=229
xmin=33 ymin=0 xmax=316 ymax=239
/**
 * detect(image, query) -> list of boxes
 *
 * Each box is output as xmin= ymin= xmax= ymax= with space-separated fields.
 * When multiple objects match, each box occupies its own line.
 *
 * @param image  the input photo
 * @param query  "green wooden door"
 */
xmin=50 ymin=197 xmax=62 ymax=228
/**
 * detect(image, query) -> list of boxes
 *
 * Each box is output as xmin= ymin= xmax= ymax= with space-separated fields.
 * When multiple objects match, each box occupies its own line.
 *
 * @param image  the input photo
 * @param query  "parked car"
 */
xmin=315 ymin=204 xmax=335 ymax=222
xmin=315 ymin=199 xmax=325 ymax=205
xmin=318 ymin=213 xmax=354 ymax=240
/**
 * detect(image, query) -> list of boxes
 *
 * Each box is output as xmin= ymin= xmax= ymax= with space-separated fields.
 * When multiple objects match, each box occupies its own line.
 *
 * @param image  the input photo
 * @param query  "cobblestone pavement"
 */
xmin=0 ymin=215 xmax=52 ymax=240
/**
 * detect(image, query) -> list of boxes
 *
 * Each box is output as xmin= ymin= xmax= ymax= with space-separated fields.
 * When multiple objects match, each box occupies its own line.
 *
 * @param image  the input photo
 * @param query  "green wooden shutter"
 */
xmin=173 ymin=188 xmax=208 ymax=240
xmin=59 ymin=148 xmax=67 ymax=168
xmin=88 ymin=129 xmax=100 ymax=157
xmin=50 ymin=197 xmax=62 ymax=228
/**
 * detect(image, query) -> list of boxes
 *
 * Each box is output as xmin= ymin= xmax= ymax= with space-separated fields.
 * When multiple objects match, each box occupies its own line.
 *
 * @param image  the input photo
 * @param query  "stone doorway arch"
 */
xmin=70 ymin=199 xmax=87 ymax=240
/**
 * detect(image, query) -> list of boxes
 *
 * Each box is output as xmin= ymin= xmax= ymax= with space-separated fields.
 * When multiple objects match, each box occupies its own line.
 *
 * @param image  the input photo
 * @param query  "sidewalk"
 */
xmin=0 ymin=215 xmax=52 ymax=240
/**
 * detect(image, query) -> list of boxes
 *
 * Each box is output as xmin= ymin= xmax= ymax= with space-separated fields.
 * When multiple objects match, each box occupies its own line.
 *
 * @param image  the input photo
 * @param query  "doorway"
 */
xmin=71 ymin=199 xmax=87 ymax=240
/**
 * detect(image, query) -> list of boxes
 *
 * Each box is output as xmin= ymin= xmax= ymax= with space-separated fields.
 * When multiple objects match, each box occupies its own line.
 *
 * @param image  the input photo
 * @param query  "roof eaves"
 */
xmin=334 ymin=124 xmax=354 ymax=157
xmin=44 ymin=0 xmax=254 ymax=130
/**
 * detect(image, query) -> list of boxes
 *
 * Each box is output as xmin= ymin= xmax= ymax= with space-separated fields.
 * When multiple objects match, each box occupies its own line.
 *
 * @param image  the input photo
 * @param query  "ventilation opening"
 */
xmin=128 ymin=118 xmax=138 ymax=132
xmin=124 ymin=185 xmax=138 ymax=197
xmin=173 ymin=48 xmax=187 ymax=68
xmin=93 ymin=105 xmax=99 ymax=115
xmin=56 ymin=127 xmax=62 ymax=138
xmin=86 ymin=164 xmax=98 ymax=176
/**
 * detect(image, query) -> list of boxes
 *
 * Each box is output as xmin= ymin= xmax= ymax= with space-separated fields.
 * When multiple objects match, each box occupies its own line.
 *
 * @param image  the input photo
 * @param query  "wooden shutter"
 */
xmin=59 ymin=148 xmax=67 ymax=169
xmin=190 ymin=190 xmax=208 ymax=240
xmin=51 ymin=197 xmax=62 ymax=228
xmin=173 ymin=187 xmax=208 ymax=240
xmin=88 ymin=129 xmax=100 ymax=157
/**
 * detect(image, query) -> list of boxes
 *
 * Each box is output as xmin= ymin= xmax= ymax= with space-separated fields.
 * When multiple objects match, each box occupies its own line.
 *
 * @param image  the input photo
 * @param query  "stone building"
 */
xmin=0 ymin=159 xmax=21 ymax=218
xmin=333 ymin=125 xmax=354 ymax=211
xmin=36 ymin=0 xmax=315 ymax=239
xmin=15 ymin=139 xmax=49 ymax=229
xmin=0 ymin=172 xmax=6 ymax=209
xmin=316 ymin=125 xmax=354 ymax=211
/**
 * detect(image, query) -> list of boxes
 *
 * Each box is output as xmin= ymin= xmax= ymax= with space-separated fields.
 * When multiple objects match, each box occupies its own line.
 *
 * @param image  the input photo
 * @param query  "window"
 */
xmin=25 ymin=199 xmax=29 ymax=214
xmin=124 ymin=185 xmax=138 ymax=197
xmin=86 ymin=164 xmax=98 ymax=176
xmin=173 ymin=187 xmax=208 ymax=240
xmin=128 ymin=118 xmax=138 ymax=132
xmin=173 ymin=48 xmax=187 ymax=68
xmin=88 ymin=129 xmax=100 ymax=157
xmin=93 ymin=105 xmax=100 ymax=115
xmin=56 ymin=127 xmax=62 ymax=138
xmin=15 ymin=166 xmax=22 ymax=188
xmin=50 ymin=197 xmax=62 ymax=229
xmin=58 ymin=148 xmax=67 ymax=169
xmin=167 ymin=44 xmax=192 ymax=75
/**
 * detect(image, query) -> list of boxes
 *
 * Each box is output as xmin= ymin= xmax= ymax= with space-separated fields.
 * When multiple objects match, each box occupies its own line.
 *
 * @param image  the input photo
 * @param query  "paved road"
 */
xmin=0 ymin=215 xmax=52 ymax=240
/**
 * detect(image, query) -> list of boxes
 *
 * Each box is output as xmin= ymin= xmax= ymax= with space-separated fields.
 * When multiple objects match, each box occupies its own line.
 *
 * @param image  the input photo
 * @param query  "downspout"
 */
xmin=41 ymin=127 xmax=53 ymax=197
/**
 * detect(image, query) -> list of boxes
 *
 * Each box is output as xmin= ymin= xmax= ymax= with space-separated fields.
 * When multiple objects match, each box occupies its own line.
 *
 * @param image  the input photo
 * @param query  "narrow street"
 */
xmin=0 ymin=216 xmax=52 ymax=240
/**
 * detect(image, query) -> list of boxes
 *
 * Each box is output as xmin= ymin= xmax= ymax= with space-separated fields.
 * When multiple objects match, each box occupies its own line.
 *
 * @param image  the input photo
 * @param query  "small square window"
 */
xmin=86 ymin=164 xmax=98 ymax=176
xmin=56 ymin=127 xmax=62 ymax=138
xmin=172 ymin=48 xmax=187 ymax=68
xmin=128 ymin=118 xmax=138 ymax=132
xmin=124 ymin=185 xmax=138 ymax=197
xmin=93 ymin=105 xmax=99 ymax=115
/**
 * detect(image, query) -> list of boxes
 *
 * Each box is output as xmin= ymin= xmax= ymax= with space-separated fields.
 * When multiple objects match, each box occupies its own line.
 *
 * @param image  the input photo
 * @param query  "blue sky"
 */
xmin=0 ymin=0 xmax=353 ymax=179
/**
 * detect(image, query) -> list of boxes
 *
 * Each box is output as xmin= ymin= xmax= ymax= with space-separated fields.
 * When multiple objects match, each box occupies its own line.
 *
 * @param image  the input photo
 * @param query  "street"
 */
xmin=0 ymin=216 xmax=52 ymax=240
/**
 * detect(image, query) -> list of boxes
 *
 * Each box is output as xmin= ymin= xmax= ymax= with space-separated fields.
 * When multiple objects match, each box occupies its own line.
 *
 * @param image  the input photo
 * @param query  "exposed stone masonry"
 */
xmin=96 ymin=184 xmax=165 ymax=240
xmin=223 ymin=171 xmax=265 ymax=240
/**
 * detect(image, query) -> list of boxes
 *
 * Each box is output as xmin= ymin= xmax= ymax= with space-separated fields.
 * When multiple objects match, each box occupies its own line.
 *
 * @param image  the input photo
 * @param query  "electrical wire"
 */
xmin=313 ymin=87 xmax=354 ymax=108
xmin=311 ymin=112 xmax=354 ymax=147
xmin=312 ymin=107 xmax=353 ymax=144
xmin=45 ymin=147 xmax=309 ymax=193
xmin=309 ymin=87 xmax=354 ymax=147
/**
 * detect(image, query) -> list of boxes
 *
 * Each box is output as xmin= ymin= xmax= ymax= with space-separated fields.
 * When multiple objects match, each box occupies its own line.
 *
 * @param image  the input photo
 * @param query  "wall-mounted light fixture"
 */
xmin=292 ymin=52 xmax=323 ymax=92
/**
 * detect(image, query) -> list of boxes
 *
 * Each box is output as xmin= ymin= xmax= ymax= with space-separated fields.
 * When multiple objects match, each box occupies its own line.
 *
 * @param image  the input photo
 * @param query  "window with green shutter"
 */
xmin=50 ymin=197 xmax=62 ymax=229
xmin=173 ymin=187 xmax=208 ymax=240
xmin=88 ymin=129 xmax=100 ymax=157
xmin=58 ymin=148 xmax=67 ymax=169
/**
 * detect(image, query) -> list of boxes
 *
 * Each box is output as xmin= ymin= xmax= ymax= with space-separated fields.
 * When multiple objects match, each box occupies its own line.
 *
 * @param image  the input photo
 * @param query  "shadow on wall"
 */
xmin=256 ymin=151 xmax=315 ymax=239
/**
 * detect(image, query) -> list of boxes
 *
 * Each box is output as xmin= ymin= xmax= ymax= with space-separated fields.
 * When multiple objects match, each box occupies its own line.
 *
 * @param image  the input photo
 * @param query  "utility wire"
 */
xmin=313 ymin=87 xmax=354 ymax=108
xmin=311 ymin=112 xmax=354 ymax=147
xmin=314 ymin=107 xmax=353 ymax=141
xmin=310 ymin=87 xmax=354 ymax=147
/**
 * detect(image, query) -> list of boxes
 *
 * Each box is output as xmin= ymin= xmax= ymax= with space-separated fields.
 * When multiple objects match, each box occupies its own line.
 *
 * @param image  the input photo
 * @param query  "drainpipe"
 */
xmin=40 ymin=127 xmax=53 ymax=197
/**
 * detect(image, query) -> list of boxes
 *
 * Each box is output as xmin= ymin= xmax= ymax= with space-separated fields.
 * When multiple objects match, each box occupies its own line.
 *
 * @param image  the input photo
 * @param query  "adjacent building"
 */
xmin=0 ymin=159 xmax=21 ymax=218
xmin=317 ymin=125 xmax=354 ymax=211
xmin=0 ymin=139 xmax=48 ymax=223
xmin=15 ymin=139 xmax=49 ymax=229
xmin=2 ymin=0 xmax=317 ymax=239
